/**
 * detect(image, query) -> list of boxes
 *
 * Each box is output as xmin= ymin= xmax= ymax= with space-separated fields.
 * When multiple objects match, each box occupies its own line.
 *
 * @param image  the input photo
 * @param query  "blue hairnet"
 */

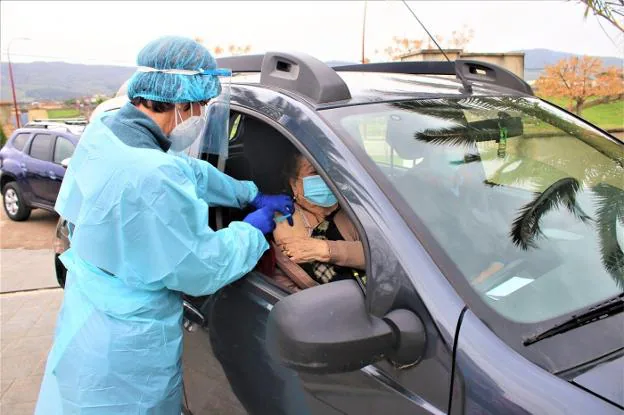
xmin=127 ymin=36 xmax=222 ymax=103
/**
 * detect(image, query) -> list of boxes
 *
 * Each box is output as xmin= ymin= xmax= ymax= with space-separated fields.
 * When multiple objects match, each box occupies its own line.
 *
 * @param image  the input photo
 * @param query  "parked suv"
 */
xmin=1 ymin=121 xmax=80 ymax=220
xmin=54 ymin=53 xmax=624 ymax=414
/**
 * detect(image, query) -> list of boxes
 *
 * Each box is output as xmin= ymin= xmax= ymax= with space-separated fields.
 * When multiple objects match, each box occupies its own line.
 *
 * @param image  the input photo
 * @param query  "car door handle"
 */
xmin=183 ymin=300 xmax=205 ymax=332
xmin=48 ymin=170 xmax=57 ymax=179
xmin=19 ymin=163 xmax=27 ymax=170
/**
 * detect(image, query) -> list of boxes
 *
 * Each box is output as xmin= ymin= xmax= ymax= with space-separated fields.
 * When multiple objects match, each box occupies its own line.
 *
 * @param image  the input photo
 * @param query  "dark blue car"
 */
xmin=1 ymin=125 xmax=79 ymax=220
xmin=55 ymin=53 xmax=624 ymax=414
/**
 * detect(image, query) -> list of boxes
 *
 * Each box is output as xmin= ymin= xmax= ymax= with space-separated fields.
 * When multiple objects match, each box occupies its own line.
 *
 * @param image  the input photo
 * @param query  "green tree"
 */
xmin=0 ymin=122 xmax=7 ymax=147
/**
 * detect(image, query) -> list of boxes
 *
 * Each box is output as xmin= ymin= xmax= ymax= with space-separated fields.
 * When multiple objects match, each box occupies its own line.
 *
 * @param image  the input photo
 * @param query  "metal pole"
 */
xmin=7 ymin=38 xmax=31 ymax=129
xmin=361 ymin=0 xmax=367 ymax=64
xmin=7 ymin=48 xmax=20 ymax=128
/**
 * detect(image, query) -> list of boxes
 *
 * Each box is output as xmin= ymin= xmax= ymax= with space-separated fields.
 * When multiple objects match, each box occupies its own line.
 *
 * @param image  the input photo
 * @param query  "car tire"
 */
xmin=2 ymin=182 xmax=31 ymax=221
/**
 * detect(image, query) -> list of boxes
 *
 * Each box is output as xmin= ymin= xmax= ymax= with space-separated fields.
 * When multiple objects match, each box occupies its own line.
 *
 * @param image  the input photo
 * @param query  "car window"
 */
xmin=12 ymin=133 xmax=30 ymax=151
xmin=324 ymin=97 xmax=624 ymax=324
xmin=53 ymin=137 xmax=75 ymax=164
xmin=29 ymin=133 xmax=53 ymax=161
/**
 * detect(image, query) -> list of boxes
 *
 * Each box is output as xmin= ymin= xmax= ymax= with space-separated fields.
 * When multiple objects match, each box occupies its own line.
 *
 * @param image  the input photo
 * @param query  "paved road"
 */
xmin=1 ymin=207 xmax=61 ymax=413
xmin=1 ymin=289 xmax=63 ymax=414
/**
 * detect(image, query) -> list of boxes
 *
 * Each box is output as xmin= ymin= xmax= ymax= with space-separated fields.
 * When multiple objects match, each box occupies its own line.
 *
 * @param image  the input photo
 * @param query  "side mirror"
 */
xmin=61 ymin=158 xmax=71 ymax=169
xmin=266 ymin=280 xmax=426 ymax=374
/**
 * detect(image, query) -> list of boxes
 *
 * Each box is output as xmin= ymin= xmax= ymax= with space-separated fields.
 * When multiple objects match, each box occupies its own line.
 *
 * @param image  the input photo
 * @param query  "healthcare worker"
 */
xmin=35 ymin=36 xmax=293 ymax=414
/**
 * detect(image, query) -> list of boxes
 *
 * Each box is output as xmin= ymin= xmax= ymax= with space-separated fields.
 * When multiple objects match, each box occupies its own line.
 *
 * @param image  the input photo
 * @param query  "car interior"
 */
xmin=202 ymin=111 xmax=367 ymax=294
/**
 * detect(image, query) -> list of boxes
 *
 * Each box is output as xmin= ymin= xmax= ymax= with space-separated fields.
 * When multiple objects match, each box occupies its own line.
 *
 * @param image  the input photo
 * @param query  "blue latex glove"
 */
xmin=251 ymin=193 xmax=294 ymax=226
xmin=243 ymin=207 xmax=276 ymax=235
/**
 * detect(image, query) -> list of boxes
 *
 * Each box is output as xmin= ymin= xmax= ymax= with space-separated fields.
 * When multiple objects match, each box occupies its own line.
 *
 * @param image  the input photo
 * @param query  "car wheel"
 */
xmin=2 ymin=182 xmax=31 ymax=221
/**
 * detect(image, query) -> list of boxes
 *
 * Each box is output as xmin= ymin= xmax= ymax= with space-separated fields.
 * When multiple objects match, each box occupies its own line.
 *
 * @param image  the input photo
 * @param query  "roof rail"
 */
xmin=333 ymin=61 xmax=455 ymax=75
xmin=218 ymin=52 xmax=351 ymax=104
xmin=217 ymin=54 xmax=264 ymax=73
xmin=217 ymin=53 xmax=533 ymax=100
xmin=334 ymin=60 xmax=533 ymax=95
xmin=259 ymin=52 xmax=351 ymax=104
xmin=31 ymin=118 xmax=88 ymax=125
xmin=455 ymin=60 xmax=533 ymax=95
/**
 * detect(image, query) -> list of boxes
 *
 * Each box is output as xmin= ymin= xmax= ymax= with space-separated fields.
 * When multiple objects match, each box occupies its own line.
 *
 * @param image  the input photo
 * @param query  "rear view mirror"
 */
xmin=61 ymin=158 xmax=71 ymax=169
xmin=266 ymin=280 xmax=426 ymax=374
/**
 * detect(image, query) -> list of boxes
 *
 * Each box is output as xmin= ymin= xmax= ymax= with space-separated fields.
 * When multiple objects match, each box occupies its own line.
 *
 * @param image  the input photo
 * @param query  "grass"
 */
xmin=47 ymin=108 xmax=81 ymax=119
xmin=583 ymin=101 xmax=624 ymax=131
xmin=539 ymin=96 xmax=623 ymax=131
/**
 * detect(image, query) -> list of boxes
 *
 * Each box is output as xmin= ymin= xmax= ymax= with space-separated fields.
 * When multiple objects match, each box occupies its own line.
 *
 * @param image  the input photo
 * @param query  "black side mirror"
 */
xmin=266 ymin=280 xmax=426 ymax=374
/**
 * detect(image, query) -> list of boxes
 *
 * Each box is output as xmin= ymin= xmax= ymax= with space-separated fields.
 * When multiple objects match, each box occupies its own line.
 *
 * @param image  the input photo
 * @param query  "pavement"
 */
xmin=1 ymin=207 xmax=61 ymax=414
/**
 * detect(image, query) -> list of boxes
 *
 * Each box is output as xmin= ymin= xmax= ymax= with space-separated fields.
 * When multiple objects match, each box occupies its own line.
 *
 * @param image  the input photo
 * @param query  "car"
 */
xmin=54 ymin=52 xmax=624 ymax=414
xmin=1 ymin=121 xmax=80 ymax=221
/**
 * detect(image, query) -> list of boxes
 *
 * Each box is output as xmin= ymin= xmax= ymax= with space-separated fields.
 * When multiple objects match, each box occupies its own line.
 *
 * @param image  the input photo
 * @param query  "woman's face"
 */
xmin=290 ymin=157 xmax=338 ymax=218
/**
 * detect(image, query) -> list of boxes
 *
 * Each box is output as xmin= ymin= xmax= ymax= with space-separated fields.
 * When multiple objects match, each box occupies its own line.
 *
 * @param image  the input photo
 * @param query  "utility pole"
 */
xmin=7 ymin=38 xmax=31 ymax=129
xmin=361 ymin=0 xmax=367 ymax=64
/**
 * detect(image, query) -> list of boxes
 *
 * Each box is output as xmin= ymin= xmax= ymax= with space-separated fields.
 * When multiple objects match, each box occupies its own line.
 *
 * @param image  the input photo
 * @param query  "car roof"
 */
xmin=231 ymin=71 xmax=522 ymax=108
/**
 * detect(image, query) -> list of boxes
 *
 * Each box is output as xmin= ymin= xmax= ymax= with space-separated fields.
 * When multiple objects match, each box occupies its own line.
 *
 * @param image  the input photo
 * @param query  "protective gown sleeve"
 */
xmin=178 ymin=153 xmax=258 ymax=208
xmin=117 ymin=161 xmax=268 ymax=296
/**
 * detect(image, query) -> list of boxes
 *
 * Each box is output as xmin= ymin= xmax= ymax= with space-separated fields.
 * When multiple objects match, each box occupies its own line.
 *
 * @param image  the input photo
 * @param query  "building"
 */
xmin=400 ymin=49 xmax=525 ymax=80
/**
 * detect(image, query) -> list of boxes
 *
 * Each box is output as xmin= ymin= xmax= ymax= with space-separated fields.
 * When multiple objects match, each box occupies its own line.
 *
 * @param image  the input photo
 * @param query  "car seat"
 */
xmin=221 ymin=114 xmax=316 ymax=290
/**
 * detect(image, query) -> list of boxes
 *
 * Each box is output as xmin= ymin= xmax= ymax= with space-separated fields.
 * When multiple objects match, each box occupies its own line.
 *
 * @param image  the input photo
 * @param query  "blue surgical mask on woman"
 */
xmin=302 ymin=175 xmax=338 ymax=207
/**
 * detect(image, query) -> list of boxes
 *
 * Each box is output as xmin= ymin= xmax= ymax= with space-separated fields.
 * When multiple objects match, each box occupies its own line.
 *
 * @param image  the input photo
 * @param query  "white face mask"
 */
xmin=169 ymin=105 xmax=206 ymax=152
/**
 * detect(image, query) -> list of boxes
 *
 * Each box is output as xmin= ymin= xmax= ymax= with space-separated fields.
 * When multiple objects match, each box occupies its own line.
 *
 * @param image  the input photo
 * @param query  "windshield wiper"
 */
xmin=523 ymin=293 xmax=624 ymax=346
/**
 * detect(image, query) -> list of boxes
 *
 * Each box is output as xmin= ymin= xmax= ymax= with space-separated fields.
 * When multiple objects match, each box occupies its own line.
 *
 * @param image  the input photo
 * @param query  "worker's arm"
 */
xmin=119 ymin=163 xmax=268 ymax=296
xmin=175 ymin=153 xmax=257 ymax=208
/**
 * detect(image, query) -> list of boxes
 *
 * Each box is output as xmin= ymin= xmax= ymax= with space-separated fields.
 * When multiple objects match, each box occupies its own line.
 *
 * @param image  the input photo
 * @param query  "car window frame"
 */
xmin=52 ymin=135 xmax=75 ymax=165
xmin=27 ymin=132 xmax=55 ymax=162
xmin=228 ymin=105 xmax=372 ymax=296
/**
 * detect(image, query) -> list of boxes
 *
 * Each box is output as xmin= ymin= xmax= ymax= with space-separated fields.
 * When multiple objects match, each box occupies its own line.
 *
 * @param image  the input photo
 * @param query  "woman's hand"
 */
xmin=277 ymin=236 xmax=330 ymax=264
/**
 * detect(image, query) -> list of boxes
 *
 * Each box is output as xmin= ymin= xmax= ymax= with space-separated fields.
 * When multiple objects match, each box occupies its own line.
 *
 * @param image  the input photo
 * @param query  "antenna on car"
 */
xmin=400 ymin=0 xmax=473 ymax=94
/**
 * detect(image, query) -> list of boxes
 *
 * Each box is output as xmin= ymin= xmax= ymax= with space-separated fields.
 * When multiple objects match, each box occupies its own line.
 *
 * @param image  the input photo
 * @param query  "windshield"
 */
xmin=324 ymin=97 xmax=624 ymax=324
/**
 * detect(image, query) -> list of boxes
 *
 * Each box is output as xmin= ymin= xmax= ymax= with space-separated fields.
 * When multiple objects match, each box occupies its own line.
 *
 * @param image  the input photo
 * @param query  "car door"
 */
xmin=182 ymin=104 xmax=463 ymax=415
xmin=49 ymin=135 xmax=76 ymax=202
xmin=25 ymin=132 xmax=55 ymax=203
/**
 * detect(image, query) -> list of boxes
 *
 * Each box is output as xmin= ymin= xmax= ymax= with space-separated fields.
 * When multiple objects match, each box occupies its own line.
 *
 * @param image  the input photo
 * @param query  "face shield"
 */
xmin=135 ymin=66 xmax=232 ymax=158
xmin=185 ymin=69 xmax=232 ymax=159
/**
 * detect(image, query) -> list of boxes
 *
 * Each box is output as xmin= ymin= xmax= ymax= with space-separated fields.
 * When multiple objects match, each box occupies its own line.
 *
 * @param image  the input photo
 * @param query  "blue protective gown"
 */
xmin=35 ymin=103 xmax=269 ymax=414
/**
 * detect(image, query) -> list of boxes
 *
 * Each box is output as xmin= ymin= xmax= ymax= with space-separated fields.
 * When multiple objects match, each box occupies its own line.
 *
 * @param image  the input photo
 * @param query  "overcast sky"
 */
xmin=1 ymin=1 xmax=622 ymax=66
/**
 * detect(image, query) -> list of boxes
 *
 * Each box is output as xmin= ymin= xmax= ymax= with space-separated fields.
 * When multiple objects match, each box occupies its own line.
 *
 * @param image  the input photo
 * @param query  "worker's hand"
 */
xmin=277 ymin=236 xmax=330 ymax=264
xmin=243 ymin=207 xmax=276 ymax=235
xmin=250 ymin=193 xmax=294 ymax=226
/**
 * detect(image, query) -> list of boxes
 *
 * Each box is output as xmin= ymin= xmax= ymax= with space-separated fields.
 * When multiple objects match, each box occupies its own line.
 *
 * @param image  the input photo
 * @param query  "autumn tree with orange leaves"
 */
xmin=370 ymin=25 xmax=475 ymax=62
xmin=193 ymin=37 xmax=252 ymax=57
xmin=534 ymin=56 xmax=624 ymax=114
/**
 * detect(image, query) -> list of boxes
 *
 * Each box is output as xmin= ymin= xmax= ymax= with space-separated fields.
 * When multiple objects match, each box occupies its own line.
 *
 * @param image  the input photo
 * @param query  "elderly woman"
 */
xmin=272 ymin=152 xmax=366 ymax=290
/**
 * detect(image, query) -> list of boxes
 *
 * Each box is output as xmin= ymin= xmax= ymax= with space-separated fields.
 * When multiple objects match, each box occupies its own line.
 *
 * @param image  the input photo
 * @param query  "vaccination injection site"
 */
xmin=0 ymin=1 xmax=623 ymax=414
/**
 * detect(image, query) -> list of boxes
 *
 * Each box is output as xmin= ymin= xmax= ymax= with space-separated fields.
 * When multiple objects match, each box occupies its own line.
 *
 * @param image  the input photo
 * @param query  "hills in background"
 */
xmin=1 ymin=48 xmax=622 ymax=102
xmin=0 ymin=61 xmax=134 ymax=102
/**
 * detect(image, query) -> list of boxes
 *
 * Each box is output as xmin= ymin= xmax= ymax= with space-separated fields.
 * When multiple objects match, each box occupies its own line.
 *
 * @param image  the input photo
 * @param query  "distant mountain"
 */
xmin=1 ymin=49 xmax=622 ymax=101
xmin=518 ymin=48 xmax=623 ymax=81
xmin=0 ymin=61 xmax=134 ymax=102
